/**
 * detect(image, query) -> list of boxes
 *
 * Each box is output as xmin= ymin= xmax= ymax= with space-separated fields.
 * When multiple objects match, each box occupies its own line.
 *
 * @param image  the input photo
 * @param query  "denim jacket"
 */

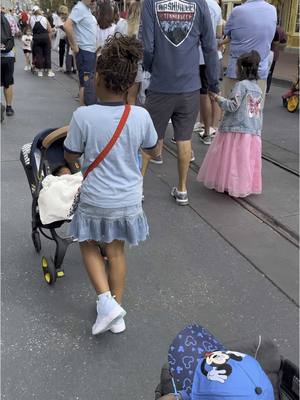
xmin=217 ymin=80 xmax=263 ymax=136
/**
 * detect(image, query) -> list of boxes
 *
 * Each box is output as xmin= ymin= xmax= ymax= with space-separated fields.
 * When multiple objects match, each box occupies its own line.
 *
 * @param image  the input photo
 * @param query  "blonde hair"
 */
xmin=58 ymin=5 xmax=68 ymax=15
xmin=127 ymin=1 xmax=141 ymax=38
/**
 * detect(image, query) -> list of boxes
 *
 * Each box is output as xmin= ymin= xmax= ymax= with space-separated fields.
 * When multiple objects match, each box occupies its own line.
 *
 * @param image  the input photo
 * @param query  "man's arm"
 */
xmin=216 ymin=23 xmax=222 ymax=40
xmin=141 ymin=0 xmax=155 ymax=72
xmin=64 ymin=18 xmax=79 ymax=53
xmin=199 ymin=2 xmax=219 ymax=93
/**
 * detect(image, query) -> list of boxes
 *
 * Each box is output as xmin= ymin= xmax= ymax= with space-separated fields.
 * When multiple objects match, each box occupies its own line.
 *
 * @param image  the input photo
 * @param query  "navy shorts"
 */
xmin=75 ymin=49 xmax=96 ymax=87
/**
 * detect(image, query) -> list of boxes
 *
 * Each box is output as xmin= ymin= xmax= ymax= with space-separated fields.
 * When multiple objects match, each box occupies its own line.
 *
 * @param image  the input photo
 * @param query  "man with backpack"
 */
xmin=1 ymin=10 xmax=16 ymax=116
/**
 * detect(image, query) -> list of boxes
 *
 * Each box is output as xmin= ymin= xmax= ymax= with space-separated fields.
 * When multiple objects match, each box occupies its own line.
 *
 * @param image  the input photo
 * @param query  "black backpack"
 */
xmin=1 ymin=12 xmax=14 ymax=53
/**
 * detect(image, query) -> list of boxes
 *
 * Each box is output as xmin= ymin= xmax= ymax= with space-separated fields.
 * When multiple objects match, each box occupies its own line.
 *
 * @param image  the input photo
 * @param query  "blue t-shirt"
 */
xmin=224 ymin=0 xmax=277 ymax=79
xmin=69 ymin=1 xmax=97 ymax=53
xmin=64 ymin=104 xmax=158 ymax=208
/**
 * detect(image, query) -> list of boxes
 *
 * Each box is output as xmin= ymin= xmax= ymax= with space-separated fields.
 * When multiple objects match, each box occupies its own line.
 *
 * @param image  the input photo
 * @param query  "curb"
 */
xmin=272 ymin=77 xmax=293 ymax=88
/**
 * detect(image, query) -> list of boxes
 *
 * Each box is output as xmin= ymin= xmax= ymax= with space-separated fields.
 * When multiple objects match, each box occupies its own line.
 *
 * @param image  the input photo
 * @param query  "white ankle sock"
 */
xmin=177 ymin=189 xmax=187 ymax=194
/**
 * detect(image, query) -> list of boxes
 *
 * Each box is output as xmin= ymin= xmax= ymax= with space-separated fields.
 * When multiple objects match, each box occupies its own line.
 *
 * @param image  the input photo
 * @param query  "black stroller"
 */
xmin=20 ymin=126 xmax=80 ymax=285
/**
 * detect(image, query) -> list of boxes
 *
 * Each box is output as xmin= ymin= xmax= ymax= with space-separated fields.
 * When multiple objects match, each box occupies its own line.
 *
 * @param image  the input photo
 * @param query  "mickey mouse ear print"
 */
xmin=168 ymin=324 xmax=226 ymax=396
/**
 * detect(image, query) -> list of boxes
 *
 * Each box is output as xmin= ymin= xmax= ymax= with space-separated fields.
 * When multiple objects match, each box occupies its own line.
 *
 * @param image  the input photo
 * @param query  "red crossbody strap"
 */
xmin=83 ymin=104 xmax=131 ymax=179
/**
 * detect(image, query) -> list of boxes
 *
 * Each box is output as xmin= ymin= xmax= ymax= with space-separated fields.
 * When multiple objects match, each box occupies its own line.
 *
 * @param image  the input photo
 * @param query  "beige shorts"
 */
xmin=222 ymin=77 xmax=267 ymax=108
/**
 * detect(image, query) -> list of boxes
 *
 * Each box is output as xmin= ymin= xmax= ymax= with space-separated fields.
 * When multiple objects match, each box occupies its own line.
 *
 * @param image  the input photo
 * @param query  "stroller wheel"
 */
xmin=32 ymin=231 xmax=41 ymax=253
xmin=41 ymin=256 xmax=56 ymax=285
xmin=287 ymin=95 xmax=299 ymax=112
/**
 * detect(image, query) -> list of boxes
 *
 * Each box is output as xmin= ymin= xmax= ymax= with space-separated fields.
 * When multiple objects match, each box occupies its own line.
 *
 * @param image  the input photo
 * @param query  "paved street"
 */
xmin=1 ymin=47 xmax=299 ymax=400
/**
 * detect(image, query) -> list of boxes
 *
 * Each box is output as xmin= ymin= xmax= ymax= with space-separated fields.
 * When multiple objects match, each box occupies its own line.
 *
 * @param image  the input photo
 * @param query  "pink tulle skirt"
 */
xmin=197 ymin=132 xmax=262 ymax=198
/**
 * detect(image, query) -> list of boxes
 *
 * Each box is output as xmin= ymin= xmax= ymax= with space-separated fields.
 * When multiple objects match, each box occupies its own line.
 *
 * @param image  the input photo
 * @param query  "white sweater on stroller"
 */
xmin=38 ymin=172 xmax=83 ymax=225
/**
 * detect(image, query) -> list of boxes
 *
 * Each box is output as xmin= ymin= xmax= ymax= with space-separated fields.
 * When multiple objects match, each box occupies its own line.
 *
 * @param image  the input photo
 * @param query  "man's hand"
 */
xmin=208 ymin=91 xmax=220 ymax=102
xmin=71 ymin=44 xmax=79 ymax=54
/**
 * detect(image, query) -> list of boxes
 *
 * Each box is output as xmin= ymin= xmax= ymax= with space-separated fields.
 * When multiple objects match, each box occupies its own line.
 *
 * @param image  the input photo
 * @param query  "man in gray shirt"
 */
xmin=141 ymin=0 xmax=219 ymax=205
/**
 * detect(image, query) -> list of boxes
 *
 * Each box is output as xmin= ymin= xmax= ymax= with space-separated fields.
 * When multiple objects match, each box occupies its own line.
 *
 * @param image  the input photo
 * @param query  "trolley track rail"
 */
xmin=163 ymin=144 xmax=299 ymax=248
xmin=262 ymin=153 xmax=299 ymax=177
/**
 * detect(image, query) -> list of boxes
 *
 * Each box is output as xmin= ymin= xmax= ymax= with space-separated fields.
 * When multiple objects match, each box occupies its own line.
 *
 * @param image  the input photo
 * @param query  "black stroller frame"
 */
xmin=20 ymin=126 xmax=76 ymax=285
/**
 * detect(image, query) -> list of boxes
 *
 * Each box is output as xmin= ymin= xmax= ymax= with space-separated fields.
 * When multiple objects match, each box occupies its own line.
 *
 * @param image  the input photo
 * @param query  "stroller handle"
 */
xmin=42 ymin=126 xmax=69 ymax=149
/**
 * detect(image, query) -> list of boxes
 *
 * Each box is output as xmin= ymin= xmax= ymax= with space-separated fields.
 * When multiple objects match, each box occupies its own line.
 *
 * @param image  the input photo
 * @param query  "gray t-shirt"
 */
xmin=69 ymin=1 xmax=97 ymax=53
xmin=64 ymin=104 xmax=158 ymax=208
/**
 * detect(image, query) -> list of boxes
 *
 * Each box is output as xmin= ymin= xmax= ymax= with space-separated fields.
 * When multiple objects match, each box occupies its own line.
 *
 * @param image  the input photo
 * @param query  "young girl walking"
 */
xmin=197 ymin=51 xmax=263 ymax=198
xmin=64 ymin=33 xmax=158 ymax=336
xmin=22 ymin=26 xmax=33 ymax=71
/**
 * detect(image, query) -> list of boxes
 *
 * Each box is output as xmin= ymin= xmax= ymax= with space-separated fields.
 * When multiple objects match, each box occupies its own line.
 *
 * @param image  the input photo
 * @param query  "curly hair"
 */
xmin=237 ymin=50 xmax=261 ymax=81
xmin=96 ymin=33 xmax=143 ymax=94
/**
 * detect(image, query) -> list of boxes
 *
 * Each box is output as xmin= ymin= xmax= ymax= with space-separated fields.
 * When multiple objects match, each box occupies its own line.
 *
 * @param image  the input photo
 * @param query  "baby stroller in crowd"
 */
xmin=282 ymin=78 xmax=299 ymax=113
xmin=20 ymin=126 xmax=80 ymax=285
xmin=155 ymin=324 xmax=299 ymax=400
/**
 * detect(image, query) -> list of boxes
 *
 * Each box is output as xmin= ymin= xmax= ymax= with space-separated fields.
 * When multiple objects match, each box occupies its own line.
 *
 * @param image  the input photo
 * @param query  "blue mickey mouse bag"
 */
xmin=168 ymin=324 xmax=226 ymax=396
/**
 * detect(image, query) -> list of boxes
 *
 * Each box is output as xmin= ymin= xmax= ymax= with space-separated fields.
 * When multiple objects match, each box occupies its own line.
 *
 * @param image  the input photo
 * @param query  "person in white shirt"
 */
xmin=194 ymin=0 xmax=223 ymax=145
xmin=21 ymin=26 xmax=33 ymax=71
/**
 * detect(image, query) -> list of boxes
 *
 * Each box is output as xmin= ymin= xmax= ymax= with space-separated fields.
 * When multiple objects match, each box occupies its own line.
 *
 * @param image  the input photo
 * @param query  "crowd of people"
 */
xmin=2 ymin=0 xmax=288 ymax=398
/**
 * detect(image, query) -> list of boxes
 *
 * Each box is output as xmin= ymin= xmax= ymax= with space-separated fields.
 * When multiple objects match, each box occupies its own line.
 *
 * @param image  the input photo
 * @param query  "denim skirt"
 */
xmin=69 ymin=202 xmax=149 ymax=246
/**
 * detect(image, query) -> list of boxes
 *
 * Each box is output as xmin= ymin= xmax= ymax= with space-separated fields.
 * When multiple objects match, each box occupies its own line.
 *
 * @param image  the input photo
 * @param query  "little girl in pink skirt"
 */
xmin=197 ymin=51 xmax=263 ymax=198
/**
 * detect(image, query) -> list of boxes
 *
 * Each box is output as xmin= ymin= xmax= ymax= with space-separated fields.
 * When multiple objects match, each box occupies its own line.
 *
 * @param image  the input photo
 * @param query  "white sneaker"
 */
xmin=209 ymin=127 xmax=217 ymax=136
xmin=190 ymin=150 xmax=195 ymax=162
xmin=37 ymin=70 xmax=43 ymax=77
xmin=200 ymin=135 xmax=213 ymax=145
xmin=92 ymin=293 xmax=126 ymax=336
xmin=110 ymin=317 xmax=126 ymax=334
xmin=48 ymin=70 xmax=55 ymax=77
xmin=24 ymin=65 xmax=29 ymax=71
xmin=193 ymin=121 xmax=204 ymax=132
xmin=197 ymin=126 xmax=216 ymax=138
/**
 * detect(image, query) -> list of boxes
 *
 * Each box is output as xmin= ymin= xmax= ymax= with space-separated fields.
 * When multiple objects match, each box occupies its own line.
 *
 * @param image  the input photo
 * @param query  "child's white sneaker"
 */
xmin=110 ymin=317 xmax=126 ymax=334
xmin=92 ymin=293 xmax=126 ymax=336
xmin=47 ymin=70 xmax=55 ymax=77
xmin=37 ymin=70 xmax=43 ymax=77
